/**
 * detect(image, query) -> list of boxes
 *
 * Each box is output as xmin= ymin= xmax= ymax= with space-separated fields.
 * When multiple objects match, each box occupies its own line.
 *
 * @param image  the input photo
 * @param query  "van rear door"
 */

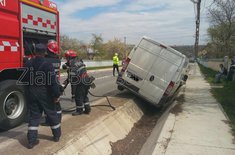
xmin=139 ymin=43 xmax=184 ymax=104
xmin=123 ymin=38 xmax=162 ymax=91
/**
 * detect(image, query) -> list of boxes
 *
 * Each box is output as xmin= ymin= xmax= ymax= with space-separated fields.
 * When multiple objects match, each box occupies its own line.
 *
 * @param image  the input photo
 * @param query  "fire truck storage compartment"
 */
xmin=23 ymin=32 xmax=56 ymax=56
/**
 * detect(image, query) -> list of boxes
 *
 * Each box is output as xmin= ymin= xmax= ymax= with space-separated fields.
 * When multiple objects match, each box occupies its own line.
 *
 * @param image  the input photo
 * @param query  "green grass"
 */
xmin=198 ymin=64 xmax=235 ymax=133
xmin=198 ymin=64 xmax=218 ymax=84
xmin=86 ymin=66 xmax=113 ymax=70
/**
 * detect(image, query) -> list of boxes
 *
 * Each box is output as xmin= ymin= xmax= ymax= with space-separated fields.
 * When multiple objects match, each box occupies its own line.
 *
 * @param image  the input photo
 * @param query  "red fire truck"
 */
xmin=0 ymin=0 xmax=60 ymax=130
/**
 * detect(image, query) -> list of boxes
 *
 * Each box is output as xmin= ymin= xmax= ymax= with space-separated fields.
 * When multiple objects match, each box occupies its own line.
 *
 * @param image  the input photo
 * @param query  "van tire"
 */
xmin=0 ymin=80 xmax=27 ymax=130
xmin=117 ymin=85 xmax=124 ymax=91
xmin=183 ymin=75 xmax=188 ymax=82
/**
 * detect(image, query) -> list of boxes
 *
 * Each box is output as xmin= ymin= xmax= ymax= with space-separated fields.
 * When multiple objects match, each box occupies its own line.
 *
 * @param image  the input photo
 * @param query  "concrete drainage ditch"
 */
xmin=55 ymin=95 xmax=178 ymax=155
xmin=55 ymin=99 xmax=144 ymax=155
xmin=0 ymin=91 xmax=179 ymax=155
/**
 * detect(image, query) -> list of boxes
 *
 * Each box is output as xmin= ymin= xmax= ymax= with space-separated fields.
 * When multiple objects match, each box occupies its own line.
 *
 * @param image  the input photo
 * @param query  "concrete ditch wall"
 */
xmin=54 ymin=100 xmax=143 ymax=155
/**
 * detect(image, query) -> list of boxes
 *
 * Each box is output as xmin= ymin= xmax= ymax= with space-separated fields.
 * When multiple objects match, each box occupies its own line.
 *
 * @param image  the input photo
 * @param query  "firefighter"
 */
xmin=62 ymin=50 xmax=77 ymax=101
xmin=113 ymin=53 xmax=119 ymax=76
xmin=41 ymin=40 xmax=63 ymax=126
xmin=63 ymin=50 xmax=92 ymax=116
xmin=25 ymin=43 xmax=61 ymax=149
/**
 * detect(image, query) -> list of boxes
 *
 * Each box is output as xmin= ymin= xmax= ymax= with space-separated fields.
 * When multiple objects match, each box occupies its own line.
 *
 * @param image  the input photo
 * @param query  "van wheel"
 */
xmin=183 ymin=75 xmax=188 ymax=82
xmin=0 ymin=80 xmax=27 ymax=130
xmin=117 ymin=85 xmax=124 ymax=91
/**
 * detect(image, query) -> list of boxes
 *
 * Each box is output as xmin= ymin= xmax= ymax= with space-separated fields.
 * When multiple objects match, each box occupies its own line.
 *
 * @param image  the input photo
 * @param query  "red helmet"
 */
xmin=64 ymin=50 xmax=77 ymax=59
xmin=47 ymin=40 xmax=59 ymax=54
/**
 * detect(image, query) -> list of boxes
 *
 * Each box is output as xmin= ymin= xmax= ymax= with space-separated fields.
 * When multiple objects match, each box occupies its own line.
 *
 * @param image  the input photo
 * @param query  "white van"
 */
xmin=117 ymin=37 xmax=188 ymax=106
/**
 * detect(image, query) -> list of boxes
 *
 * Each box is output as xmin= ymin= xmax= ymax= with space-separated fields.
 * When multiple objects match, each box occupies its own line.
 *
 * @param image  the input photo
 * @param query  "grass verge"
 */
xmin=86 ymin=66 xmax=113 ymax=70
xmin=198 ymin=63 xmax=235 ymax=133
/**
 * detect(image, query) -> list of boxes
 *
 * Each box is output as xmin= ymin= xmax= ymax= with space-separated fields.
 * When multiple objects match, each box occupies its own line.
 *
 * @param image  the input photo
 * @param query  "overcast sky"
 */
xmin=57 ymin=0 xmax=213 ymax=46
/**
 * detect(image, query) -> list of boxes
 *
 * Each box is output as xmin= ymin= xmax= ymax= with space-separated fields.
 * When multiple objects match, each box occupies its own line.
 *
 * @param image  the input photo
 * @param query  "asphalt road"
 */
xmin=0 ymin=69 xmax=121 ymax=142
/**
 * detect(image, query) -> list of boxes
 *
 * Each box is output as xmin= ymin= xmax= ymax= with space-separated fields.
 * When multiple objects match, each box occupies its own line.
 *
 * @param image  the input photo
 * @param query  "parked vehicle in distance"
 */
xmin=117 ymin=37 xmax=189 ymax=107
xmin=189 ymin=57 xmax=196 ymax=63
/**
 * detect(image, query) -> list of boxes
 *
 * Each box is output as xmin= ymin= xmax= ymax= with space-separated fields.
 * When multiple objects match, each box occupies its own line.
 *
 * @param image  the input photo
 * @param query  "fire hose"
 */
xmin=62 ymin=91 xmax=116 ymax=112
xmin=61 ymin=76 xmax=116 ymax=112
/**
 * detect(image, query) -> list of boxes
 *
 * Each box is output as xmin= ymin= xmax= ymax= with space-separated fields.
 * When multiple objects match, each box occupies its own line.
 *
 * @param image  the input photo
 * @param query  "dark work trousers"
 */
xmin=45 ymin=102 xmax=62 ymax=124
xmin=75 ymin=83 xmax=90 ymax=112
xmin=27 ymin=86 xmax=61 ymax=144
xmin=84 ymin=87 xmax=90 ymax=108
xmin=113 ymin=64 xmax=119 ymax=76
xmin=55 ymin=103 xmax=62 ymax=122
xmin=71 ymin=84 xmax=76 ymax=98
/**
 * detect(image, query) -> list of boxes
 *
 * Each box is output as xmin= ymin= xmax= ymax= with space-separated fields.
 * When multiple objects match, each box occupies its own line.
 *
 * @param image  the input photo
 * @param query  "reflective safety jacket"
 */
xmin=113 ymin=55 xmax=119 ymax=65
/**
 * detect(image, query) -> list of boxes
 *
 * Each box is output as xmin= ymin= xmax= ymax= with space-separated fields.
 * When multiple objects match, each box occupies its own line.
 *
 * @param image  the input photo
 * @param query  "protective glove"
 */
xmin=90 ymin=83 xmax=96 ymax=89
xmin=54 ymin=97 xmax=60 ymax=103
xmin=59 ymin=85 xmax=65 ymax=94
xmin=89 ymin=76 xmax=95 ymax=82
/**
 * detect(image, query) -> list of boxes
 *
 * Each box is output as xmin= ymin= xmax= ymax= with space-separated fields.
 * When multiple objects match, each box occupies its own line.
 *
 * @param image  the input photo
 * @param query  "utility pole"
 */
xmin=191 ymin=0 xmax=201 ymax=59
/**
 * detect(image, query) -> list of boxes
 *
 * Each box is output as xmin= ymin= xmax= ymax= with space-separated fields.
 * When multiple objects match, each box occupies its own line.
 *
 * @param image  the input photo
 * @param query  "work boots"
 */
xmin=53 ymin=136 xmax=60 ymax=142
xmin=84 ymin=105 xmax=91 ymax=114
xmin=28 ymin=140 xmax=39 ymax=149
xmin=72 ymin=108 xmax=83 ymax=116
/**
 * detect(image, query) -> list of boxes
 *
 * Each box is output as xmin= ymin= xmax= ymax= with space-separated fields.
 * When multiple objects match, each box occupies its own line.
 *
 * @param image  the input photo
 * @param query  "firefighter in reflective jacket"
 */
xmin=41 ymin=40 xmax=63 ymax=126
xmin=25 ymin=43 xmax=61 ymax=149
xmin=63 ymin=50 xmax=92 ymax=116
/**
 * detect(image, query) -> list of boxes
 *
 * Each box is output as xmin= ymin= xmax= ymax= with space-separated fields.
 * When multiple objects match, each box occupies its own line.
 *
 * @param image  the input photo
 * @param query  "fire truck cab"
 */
xmin=0 ymin=0 xmax=59 ymax=130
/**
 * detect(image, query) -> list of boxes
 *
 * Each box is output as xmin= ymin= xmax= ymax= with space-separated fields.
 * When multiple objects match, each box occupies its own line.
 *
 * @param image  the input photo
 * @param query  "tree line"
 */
xmin=60 ymin=34 xmax=133 ymax=60
xmin=205 ymin=0 xmax=235 ymax=58
xmin=60 ymin=0 xmax=235 ymax=60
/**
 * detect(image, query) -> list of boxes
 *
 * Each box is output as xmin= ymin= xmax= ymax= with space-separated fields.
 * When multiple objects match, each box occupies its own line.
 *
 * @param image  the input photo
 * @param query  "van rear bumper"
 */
xmin=116 ymin=77 xmax=162 ymax=107
xmin=116 ymin=76 xmax=140 ymax=92
xmin=116 ymin=76 xmax=179 ymax=107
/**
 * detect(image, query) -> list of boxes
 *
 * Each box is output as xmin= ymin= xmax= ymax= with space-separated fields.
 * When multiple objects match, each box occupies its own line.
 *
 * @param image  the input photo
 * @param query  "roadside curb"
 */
xmin=139 ymin=100 xmax=178 ymax=155
xmin=152 ymin=113 xmax=176 ymax=154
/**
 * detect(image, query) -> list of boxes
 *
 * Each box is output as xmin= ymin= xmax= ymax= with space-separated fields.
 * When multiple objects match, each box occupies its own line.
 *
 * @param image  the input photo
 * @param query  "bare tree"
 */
xmin=208 ymin=0 xmax=235 ymax=56
xmin=90 ymin=34 xmax=104 ymax=59
xmin=103 ymin=38 xmax=126 ymax=59
xmin=60 ymin=34 xmax=87 ymax=59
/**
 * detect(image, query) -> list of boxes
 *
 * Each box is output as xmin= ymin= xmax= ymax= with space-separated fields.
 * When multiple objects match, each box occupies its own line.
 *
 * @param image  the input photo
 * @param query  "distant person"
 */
xmin=223 ymin=56 xmax=229 ymax=71
xmin=227 ymin=57 xmax=235 ymax=81
xmin=113 ymin=53 xmax=119 ymax=76
xmin=215 ymin=64 xmax=227 ymax=83
xmin=231 ymin=56 xmax=235 ymax=65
